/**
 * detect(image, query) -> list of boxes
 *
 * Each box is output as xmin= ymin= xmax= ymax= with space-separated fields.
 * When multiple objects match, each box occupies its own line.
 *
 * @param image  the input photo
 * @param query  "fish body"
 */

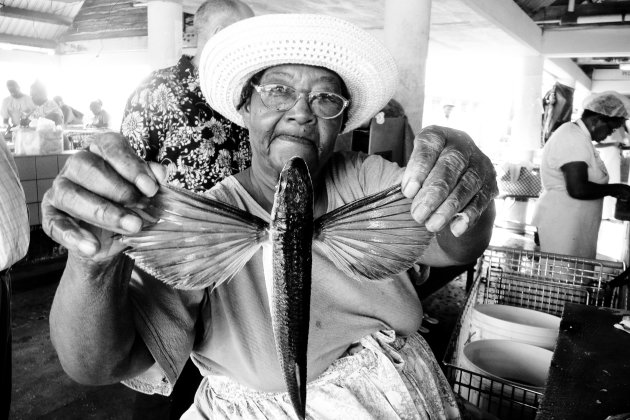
xmin=270 ymin=157 xmax=313 ymax=420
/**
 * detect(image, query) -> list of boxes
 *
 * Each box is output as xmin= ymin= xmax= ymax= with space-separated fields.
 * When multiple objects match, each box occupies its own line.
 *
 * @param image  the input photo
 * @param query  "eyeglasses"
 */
xmin=252 ymin=83 xmax=350 ymax=119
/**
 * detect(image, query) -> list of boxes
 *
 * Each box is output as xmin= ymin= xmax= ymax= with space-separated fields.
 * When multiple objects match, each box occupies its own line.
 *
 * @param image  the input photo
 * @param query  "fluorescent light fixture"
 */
xmin=0 ymin=42 xmax=55 ymax=55
xmin=576 ymin=14 xmax=623 ymax=24
xmin=620 ymin=63 xmax=630 ymax=71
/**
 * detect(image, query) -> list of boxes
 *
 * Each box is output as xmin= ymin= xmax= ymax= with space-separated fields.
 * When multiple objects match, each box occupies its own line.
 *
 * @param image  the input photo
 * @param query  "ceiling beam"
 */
xmin=532 ymin=1 xmax=630 ymax=22
xmin=0 ymin=34 xmax=57 ymax=49
xmin=0 ymin=5 xmax=73 ymax=26
xmin=542 ymin=26 xmax=630 ymax=57
xmin=465 ymin=0 xmax=542 ymax=55
xmin=544 ymin=58 xmax=592 ymax=91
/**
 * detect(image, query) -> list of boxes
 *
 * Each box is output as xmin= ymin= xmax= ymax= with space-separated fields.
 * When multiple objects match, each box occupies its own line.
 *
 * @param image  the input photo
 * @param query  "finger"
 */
xmin=89 ymin=133 xmax=159 ymax=197
xmin=46 ymin=177 xmax=143 ymax=235
xmin=423 ymin=168 xmax=483 ymax=232
xmin=409 ymin=144 xmax=470 ymax=225
xmin=401 ymin=126 xmax=447 ymax=198
xmin=449 ymin=185 xmax=496 ymax=237
xmin=149 ymin=162 xmax=169 ymax=184
xmin=61 ymin=150 xmax=150 ymax=209
xmin=41 ymin=196 xmax=100 ymax=256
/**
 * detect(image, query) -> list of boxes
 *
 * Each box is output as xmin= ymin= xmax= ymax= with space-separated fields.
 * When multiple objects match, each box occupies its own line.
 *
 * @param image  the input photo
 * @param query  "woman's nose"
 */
xmin=286 ymin=95 xmax=316 ymax=125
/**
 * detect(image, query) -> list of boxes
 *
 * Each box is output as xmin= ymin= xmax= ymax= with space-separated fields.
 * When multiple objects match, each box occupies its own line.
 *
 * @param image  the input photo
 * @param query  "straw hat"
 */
xmin=199 ymin=14 xmax=399 ymax=133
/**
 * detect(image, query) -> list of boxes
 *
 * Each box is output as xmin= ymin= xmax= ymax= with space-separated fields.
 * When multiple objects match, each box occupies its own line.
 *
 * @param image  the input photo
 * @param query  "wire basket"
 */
xmin=444 ymin=245 xmax=627 ymax=420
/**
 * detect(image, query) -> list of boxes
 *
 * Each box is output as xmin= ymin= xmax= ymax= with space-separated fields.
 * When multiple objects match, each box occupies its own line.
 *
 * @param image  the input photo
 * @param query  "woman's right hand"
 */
xmin=41 ymin=133 xmax=166 ymax=261
xmin=614 ymin=184 xmax=630 ymax=201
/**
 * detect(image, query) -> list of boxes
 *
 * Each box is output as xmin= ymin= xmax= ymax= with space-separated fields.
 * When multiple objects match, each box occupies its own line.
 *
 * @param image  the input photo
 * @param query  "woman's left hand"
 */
xmin=402 ymin=125 xmax=498 ymax=237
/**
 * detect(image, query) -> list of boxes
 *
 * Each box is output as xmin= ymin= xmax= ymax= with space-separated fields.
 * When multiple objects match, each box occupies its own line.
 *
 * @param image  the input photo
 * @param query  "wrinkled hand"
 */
xmin=402 ymin=125 xmax=497 ymax=236
xmin=41 ymin=133 xmax=166 ymax=260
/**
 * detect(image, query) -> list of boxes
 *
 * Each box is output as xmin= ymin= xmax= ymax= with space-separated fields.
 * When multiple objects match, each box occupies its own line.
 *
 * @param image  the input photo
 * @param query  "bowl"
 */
xmin=470 ymin=304 xmax=560 ymax=350
xmin=461 ymin=339 xmax=552 ymax=392
xmin=458 ymin=339 xmax=552 ymax=420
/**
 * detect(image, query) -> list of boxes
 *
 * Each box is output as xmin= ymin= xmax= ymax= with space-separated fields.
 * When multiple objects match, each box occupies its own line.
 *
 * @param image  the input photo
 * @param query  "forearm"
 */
xmin=419 ymin=202 xmax=495 ymax=266
xmin=50 ymin=252 xmax=153 ymax=385
xmin=567 ymin=181 xmax=627 ymax=200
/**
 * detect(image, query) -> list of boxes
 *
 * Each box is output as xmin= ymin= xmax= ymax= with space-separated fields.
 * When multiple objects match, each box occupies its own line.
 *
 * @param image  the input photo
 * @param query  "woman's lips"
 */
xmin=274 ymin=134 xmax=316 ymax=147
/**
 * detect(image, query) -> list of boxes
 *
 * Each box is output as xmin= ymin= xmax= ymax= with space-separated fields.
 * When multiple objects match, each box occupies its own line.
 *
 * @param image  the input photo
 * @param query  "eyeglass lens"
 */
xmin=257 ymin=84 xmax=347 ymax=119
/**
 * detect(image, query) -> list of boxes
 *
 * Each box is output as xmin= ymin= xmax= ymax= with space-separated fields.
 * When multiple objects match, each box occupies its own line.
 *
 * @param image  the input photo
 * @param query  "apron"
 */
xmin=181 ymin=330 xmax=461 ymax=420
xmin=533 ymin=142 xmax=609 ymax=259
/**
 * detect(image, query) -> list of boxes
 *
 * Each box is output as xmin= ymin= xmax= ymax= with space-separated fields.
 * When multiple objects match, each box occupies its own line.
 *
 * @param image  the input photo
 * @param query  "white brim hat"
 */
xmin=199 ymin=13 xmax=399 ymax=133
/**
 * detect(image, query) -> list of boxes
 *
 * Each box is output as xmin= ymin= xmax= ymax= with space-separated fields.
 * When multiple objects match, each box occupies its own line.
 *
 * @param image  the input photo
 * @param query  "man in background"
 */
xmin=29 ymin=81 xmax=64 ymax=126
xmin=0 ymin=133 xmax=30 ymax=418
xmin=1 ymin=80 xmax=34 ymax=137
xmin=53 ymin=96 xmax=84 ymax=126
xmin=120 ymin=1 xmax=254 ymax=418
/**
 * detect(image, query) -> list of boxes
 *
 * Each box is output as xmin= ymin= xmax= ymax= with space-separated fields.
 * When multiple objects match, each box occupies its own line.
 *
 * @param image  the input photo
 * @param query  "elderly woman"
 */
xmin=44 ymin=14 xmax=496 ymax=420
xmin=533 ymin=91 xmax=630 ymax=259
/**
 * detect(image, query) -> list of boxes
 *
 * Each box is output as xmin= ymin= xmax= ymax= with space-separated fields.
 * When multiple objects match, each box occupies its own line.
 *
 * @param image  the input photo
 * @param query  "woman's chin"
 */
xmin=270 ymin=143 xmax=318 ymax=174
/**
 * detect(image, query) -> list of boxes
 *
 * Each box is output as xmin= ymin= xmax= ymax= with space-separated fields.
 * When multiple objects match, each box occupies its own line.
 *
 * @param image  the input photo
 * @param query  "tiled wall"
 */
xmin=14 ymin=153 xmax=73 ymax=226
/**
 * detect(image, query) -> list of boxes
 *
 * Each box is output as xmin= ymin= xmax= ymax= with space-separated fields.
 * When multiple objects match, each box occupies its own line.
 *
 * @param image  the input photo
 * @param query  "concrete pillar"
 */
xmin=147 ymin=0 xmax=183 ymax=70
xmin=510 ymin=54 xmax=544 ymax=160
xmin=384 ymin=0 xmax=432 ymax=136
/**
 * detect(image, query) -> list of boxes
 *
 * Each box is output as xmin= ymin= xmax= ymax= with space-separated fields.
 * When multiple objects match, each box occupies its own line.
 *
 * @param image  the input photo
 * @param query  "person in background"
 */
xmin=53 ymin=96 xmax=84 ymax=126
xmin=120 ymin=1 xmax=254 ymax=417
xmin=121 ymin=0 xmax=254 ymax=193
xmin=1 ymin=80 xmax=34 ymax=137
xmin=533 ymin=91 xmax=630 ymax=258
xmin=0 ymin=136 xmax=30 ymax=418
xmin=29 ymin=81 xmax=64 ymax=126
xmin=87 ymin=100 xmax=110 ymax=128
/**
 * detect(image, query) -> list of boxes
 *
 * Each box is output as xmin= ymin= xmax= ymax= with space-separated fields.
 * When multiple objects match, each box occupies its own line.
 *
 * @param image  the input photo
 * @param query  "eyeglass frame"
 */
xmin=251 ymin=83 xmax=350 ymax=120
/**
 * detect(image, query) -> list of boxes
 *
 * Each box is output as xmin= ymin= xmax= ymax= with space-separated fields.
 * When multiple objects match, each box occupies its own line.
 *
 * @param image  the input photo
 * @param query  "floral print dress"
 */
xmin=121 ymin=55 xmax=251 ymax=192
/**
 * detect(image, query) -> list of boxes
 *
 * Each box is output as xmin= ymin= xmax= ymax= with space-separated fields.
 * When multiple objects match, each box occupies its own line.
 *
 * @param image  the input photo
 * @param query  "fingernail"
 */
xmin=450 ymin=214 xmax=470 ymax=237
xmin=426 ymin=214 xmax=446 ymax=232
xmin=136 ymin=174 xmax=158 ymax=196
xmin=411 ymin=203 xmax=431 ymax=223
xmin=402 ymin=180 xmax=420 ymax=198
xmin=77 ymin=240 xmax=97 ymax=256
xmin=121 ymin=215 xmax=143 ymax=233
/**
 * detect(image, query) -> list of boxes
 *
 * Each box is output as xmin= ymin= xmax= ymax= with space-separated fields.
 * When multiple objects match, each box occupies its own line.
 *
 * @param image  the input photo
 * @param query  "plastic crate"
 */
xmin=444 ymin=245 xmax=627 ymax=420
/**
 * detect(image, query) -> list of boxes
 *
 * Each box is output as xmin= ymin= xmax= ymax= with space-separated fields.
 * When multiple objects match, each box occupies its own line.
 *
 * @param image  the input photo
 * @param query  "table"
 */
xmin=536 ymin=303 xmax=630 ymax=419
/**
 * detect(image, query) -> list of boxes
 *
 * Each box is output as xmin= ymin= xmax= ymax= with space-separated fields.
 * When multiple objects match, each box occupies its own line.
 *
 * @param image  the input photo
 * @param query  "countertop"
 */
xmin=536 ymin=303 xmax=630 ymax=420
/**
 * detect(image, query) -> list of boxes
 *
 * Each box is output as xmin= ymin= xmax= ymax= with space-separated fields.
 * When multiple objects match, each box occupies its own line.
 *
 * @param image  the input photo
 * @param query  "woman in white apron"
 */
xmin=533 ymin=91 xmax=630 ymax=259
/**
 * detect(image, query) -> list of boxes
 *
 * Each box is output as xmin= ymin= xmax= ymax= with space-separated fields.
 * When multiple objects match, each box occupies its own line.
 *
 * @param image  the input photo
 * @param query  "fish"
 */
xmin=269 ymin=157 xmax=312 ymax=419
xmin=122 ymin=156 xmax=434 ymax=419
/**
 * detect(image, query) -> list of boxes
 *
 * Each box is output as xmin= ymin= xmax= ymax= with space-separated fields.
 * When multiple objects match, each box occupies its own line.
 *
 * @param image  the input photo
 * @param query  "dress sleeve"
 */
xmin=547 ymin=126 xmax=593 ymax=170
xmin=120 ymin=78 xmax=160 ymax=162
xmin=122 ymin=267 xmax=206 ymax=395
xmin=0 ymin=140 xmax=29 ymax=270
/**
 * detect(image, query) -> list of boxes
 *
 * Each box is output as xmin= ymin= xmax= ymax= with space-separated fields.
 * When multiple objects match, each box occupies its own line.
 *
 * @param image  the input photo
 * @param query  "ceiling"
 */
xmin=1 ymin=0 xmax=629 ymax=76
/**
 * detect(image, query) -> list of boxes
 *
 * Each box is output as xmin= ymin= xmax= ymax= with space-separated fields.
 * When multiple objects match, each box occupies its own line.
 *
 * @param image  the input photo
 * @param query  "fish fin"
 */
xmin=123 ymin=184 xmax=268 ymax=290
xmin=313 ymin=185 xmax=434 ymax=280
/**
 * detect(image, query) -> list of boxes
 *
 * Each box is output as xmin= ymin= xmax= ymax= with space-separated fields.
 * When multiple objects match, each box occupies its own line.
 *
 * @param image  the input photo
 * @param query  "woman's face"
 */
xmin=239 ymin=64 xmax=345 ymax=181
xmin=590 ymin=116 xmax=624 ymax=142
